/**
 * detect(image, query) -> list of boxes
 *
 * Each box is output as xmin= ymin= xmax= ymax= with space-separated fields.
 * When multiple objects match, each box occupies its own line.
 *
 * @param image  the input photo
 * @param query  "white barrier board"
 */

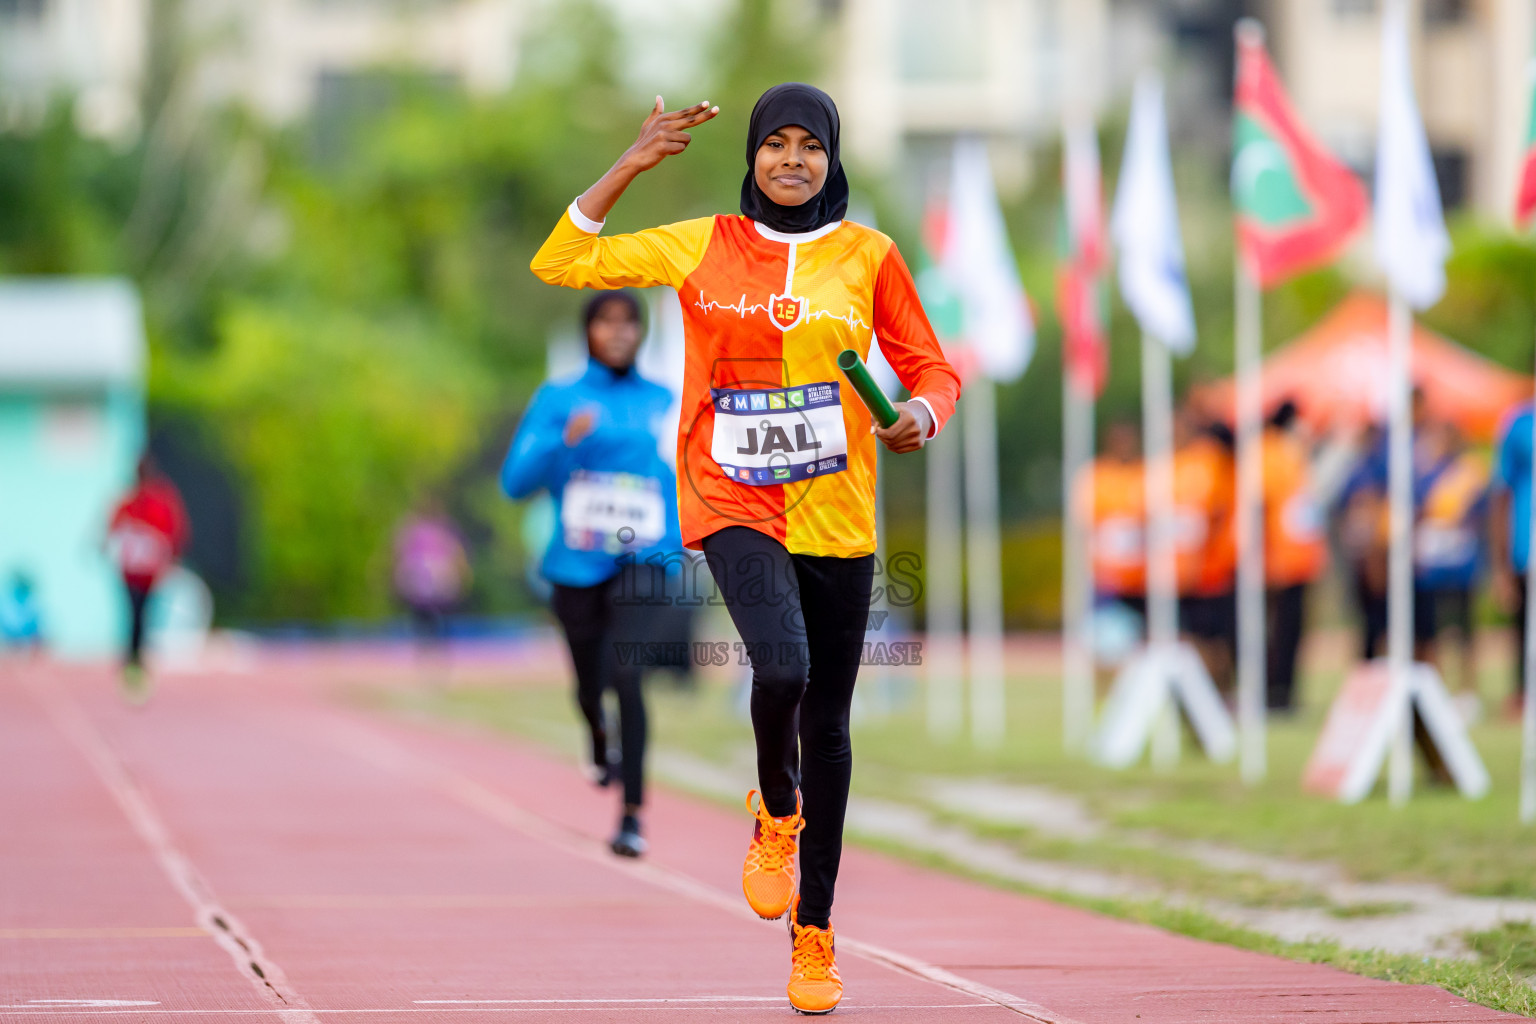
xmin=1303 ymin=659 xmax=1489 ymax=802
xmin=1094 ymin=641 xmax=1236 ymax=768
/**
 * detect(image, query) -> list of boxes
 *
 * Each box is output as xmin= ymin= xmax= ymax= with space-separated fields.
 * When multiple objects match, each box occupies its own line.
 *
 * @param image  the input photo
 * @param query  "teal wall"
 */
xmin=0 ymin=387 xmax=144 ymax=657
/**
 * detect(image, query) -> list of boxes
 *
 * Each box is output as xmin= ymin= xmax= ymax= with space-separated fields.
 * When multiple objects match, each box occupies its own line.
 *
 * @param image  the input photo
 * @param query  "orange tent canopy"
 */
xmin=1198 ymin=292 xmax=1531 ymax=443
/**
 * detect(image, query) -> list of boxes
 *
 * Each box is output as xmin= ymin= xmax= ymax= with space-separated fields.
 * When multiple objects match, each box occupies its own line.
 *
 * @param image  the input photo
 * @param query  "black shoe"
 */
xmin=610 ymin=814 xmax=646 ymax=858
xmin=585 ymin=759 xmax=620 ymax=788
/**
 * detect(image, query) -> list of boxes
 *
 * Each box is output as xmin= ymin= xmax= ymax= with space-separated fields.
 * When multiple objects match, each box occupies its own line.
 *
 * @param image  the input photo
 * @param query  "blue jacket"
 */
xmin=502 ymin=360 xmax=682 ymax=588
xmin=1498 ymin=403 xmax=1534 ymax=573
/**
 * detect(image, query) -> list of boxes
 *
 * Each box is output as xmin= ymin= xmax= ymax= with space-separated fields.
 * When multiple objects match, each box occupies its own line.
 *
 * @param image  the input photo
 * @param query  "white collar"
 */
xmin=752 ymin=220 xmax=843 ymax=244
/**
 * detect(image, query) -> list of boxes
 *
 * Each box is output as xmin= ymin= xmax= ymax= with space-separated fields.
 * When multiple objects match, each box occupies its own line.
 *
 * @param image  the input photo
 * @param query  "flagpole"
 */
xmin=927 ymin=422 xmax=965 ymax=739
xmin=1143 ymin=329 xmax=1182 ymax=770
xmin=1523 ymin=335 xmax=1536 ymax=822
xmin=1235 ymin=255 xmax=1268 ymax=785
xmin=966 ymin=377 xmax=1007 ymax=747
xmin=1062 ymin=370 xmax=1095 ymax=754
xmin=1386 ymin=289 xmax=1415 ymax=806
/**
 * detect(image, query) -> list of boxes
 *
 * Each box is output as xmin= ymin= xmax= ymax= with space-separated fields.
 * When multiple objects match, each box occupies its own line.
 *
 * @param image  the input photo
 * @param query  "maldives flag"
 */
xmin=1232 ymin=21 xmax=1368 ymax=287
xmin=1057 ymin=118 xmax=1108 ymax=396
xmin=1516 ymin=55 xmax=1536 ymax=227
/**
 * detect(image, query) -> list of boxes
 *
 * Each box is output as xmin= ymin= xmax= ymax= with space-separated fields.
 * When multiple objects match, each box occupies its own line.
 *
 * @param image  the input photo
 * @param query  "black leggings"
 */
xmin=549 ymin=564 xmax=659 ymax=809
xmin=702 ymin=527 xmax=873 ymax=931
xmin=1266 ymin=583 xmax=1307 ymax=711
xmin=125 ymin=580 xmax=152 ymax=666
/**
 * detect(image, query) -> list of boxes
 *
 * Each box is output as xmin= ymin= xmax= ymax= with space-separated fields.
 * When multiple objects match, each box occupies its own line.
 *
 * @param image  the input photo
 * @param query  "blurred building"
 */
xmin=830 ymin=0 xmax=1230 ymax=200
xmin=0 ymin=0 xmax=529 ymax=137
xmin=0 ymin=279 xmax=145 ymax=656
xmin=1259 ymin=0 xmax=1534 ymax=219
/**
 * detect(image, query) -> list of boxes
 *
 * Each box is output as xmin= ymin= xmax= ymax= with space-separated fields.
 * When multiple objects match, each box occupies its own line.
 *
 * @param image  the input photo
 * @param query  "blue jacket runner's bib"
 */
xmin=502 ymin=360 xmax=682 ymax=588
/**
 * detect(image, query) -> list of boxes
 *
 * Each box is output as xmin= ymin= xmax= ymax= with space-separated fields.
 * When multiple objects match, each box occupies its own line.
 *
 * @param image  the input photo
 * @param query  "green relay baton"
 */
xmin=836 ymin=349 xmax=899 ymax=429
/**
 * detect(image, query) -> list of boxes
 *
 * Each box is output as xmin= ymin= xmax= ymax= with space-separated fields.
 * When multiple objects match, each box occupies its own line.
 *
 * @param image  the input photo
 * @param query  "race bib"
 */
xmin=710 ymin=382 xmax=848 ymax=486
xmin=1415 ymin=523 xmax=1477 ymax=568
xmin=1095 ymin=517 xmax=1144 ymax=564
xmin=1280 ymin=493 xmax=1323 ymax=541
xmin=561 ymin=471 xmax=667 ymax=554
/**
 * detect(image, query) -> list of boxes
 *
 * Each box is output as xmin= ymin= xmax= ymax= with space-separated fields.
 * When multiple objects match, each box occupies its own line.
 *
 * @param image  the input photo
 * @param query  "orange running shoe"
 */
xmin=787 ymin=897 xmax=841 ymax=1015
xmin=741 ymin=789 xmax=804 ymax=920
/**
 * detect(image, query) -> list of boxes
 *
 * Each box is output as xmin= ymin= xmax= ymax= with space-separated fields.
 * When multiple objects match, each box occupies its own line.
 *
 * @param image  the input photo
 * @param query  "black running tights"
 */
xmin=549 ymin=564 xmax=659 ymax=809
xmin=702 ymin=527 xmax=873 ymax=931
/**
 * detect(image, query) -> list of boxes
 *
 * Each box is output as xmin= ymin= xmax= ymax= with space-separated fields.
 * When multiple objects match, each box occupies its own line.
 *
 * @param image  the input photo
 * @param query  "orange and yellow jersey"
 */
xmin=531 ymin=203 xmax=961 ymax=556
xmin=1172 ymin=436 xmax=1236 ymax=596
xmin=1262 ymin=429 xmax=1327 ymax=587
xmin=1075 ymin=457 xmax=1147 ymax=597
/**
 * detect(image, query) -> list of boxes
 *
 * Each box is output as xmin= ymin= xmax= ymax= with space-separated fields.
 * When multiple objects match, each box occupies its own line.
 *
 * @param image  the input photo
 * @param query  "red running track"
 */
xmin=0 ymin=661 xmax=1522 ymax=1023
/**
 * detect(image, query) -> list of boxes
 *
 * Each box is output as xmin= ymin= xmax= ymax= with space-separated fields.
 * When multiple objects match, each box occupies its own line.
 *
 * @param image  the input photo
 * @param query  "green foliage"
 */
xmin=1424 ymin=219 xmax=1536 ymax=371
xmin=154 ymin=300 xmax=491 ymax=618
xmin=1466 ymin=920 xmax=1536 ymax=977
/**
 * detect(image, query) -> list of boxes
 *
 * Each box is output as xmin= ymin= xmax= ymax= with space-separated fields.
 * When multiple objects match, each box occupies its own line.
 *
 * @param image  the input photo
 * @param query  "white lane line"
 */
xmin=31 ymin=683 xmax=322 ymax=1024
xmin=303 ymin=711 xmax=1083 ymax=1024
xmin=0 ymin=1004 xmax=1003 ymax=1016
xmin=0 ymin=1003 xmax=158 ymax=1009
xmin=415 ymin=997 xmax=779 ymax=1004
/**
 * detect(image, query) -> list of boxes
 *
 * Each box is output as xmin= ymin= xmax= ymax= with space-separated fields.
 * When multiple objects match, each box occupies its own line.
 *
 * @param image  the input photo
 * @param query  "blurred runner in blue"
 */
xmin=1413 ymin=420 xmax=1489 ymax=723
xmin=502 ymin=289 xmax=681 ymax=858
xmin=1493 ymin=401 xmax=1534 ymax=720
xmin=0 ymin=572 xmax=43 ymax=654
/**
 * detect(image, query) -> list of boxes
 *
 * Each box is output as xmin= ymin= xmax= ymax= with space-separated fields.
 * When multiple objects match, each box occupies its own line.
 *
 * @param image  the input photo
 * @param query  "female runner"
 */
xmin=531 ymin=83 xmax=960 ymax=1015
xmin=502 ymin=290 xmax=680 ymax=858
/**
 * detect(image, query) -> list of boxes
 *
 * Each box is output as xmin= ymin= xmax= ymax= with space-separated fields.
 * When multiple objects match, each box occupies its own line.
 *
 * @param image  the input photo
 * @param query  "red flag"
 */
xmin=1058 ymin=120 xmax=1108 ymax=396
xmin=1516 ymin=55 xmax=1536 ymax=227
xmin=1233 ymin=22 xmax=1367 ymax=287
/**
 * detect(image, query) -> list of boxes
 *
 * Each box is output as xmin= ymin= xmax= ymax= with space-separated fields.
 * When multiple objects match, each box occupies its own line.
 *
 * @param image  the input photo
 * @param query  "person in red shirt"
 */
xmin=107 ymin=456 xmax=190 ymax=702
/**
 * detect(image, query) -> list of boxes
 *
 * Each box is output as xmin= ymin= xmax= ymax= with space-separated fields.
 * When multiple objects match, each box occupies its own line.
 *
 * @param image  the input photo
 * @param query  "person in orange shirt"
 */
xmin=1082 ymin=420 xmax=1146 ymax=607
xmin=1262 ymin=401 xmax=1326 ymax=713
xmin=1076 ymin=421 xmax=1146 ymax=678
xmin=1172 ymin=407 xmax=1237 ymax=693
xmin=530 ymin=85 xmax=960 ymax=1014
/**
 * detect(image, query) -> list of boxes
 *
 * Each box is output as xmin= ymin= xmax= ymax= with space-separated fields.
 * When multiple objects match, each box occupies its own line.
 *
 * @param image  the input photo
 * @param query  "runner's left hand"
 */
xmin=875 ymin=402 xmax=932 ymax=454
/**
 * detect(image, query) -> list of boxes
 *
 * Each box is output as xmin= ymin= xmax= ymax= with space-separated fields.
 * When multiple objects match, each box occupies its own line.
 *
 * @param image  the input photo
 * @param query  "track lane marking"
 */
xmin=0 ymin=928 xmax=208 ymax=939
xmin=30 ymin=682 xmax=322 ymax=1024
xmin=302 ymin=711 xmax=1082 ymax=1024
xmin=0 ymin=1004 xmax=1005 ymax=1016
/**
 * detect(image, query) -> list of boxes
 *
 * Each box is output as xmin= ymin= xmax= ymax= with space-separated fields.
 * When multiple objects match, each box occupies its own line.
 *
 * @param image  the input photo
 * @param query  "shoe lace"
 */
xmin=746 ymin=790 xmax=804 ymax=872
xmin=791 ymin=925 xmax=836 ymax=982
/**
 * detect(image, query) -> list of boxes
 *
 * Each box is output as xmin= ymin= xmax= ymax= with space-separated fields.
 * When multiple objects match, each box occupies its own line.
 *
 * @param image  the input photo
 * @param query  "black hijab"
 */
xmin=739 ymin=83 xmax=849 ymax=234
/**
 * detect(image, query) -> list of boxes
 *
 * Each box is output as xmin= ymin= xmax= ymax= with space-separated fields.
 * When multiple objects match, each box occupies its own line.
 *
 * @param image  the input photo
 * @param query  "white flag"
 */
xmin=1373 ymin=0 xmax=1449 ymax=311
xmin=941 ymin=137 xmax=1034 ymax=382
xmin=1110 ymin=73 xmax=1196 ymax=353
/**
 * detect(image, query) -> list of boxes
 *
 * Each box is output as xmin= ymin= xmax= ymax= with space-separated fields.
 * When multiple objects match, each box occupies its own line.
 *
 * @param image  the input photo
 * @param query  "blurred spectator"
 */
xmin=1336 ymin=423 xmax=1389 ymax=660
xmin=1334 ymin=388 xmax=1433 ymax=661
xmin=1413 ymin=420 xmax=1490 ymax=723
xmin=1087 ymin=422 xmax=1147 ymax=609
xmin=1080 ymin=421 xmax=1146 ymax=672
xmin=1173 ymin=407 xmax=1237 ymax=694
xmin=107 ymin=456 xmax=190 ymax=703
xmin=0 ymin=572 xmax=43 ymax=653
xmin=1492 ymin=400 xmax=1534 ymax=719
xmin=1262 ymin=400 xmax=1327 ymax=712
xmin=392 ymin=501 xmax=472 ymax=650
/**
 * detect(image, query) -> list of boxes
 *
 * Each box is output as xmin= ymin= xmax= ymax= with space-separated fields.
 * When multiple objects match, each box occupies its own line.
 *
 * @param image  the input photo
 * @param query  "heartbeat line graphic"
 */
xmin=694 ymin=290 xmax=868 ymax=331
xmin=694 ymin=291 xmax=769 ymax=318
xmin=808 ymin=308 xmax=870 ymax=331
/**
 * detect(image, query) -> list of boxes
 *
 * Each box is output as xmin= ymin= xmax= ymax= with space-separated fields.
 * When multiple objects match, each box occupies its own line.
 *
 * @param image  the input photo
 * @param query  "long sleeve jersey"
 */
xmin=502 ymin=359 xmax=682 ymax=588
xmin=531 ymin=202 xmax=961 ymax=557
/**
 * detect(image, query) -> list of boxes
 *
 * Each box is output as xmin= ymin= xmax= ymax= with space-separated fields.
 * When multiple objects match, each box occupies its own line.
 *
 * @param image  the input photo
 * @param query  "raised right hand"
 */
xmin=623 ymin=98 xmax=719 ymax=173
xmin=563 ymin=410 xmax=597 ymax=448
